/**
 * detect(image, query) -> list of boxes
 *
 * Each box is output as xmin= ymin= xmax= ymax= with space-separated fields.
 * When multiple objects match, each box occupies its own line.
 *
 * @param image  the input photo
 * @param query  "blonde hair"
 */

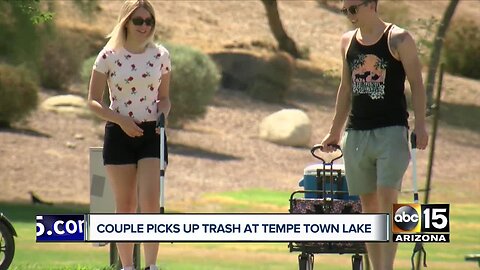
xmin=105 ymin=0 xmax=157 ymax=50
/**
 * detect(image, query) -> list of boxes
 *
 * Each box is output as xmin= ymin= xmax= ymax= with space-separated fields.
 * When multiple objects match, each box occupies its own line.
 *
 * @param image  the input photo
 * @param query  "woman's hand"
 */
xmin=155 ymin=115 xmax=167 ymax=134
xmin=118 ymin=116 xmax=143 ymax=137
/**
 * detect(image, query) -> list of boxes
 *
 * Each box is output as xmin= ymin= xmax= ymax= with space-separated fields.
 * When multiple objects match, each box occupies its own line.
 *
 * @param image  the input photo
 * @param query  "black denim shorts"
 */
xmin=103 ymin=121 xmax=168 ymax=165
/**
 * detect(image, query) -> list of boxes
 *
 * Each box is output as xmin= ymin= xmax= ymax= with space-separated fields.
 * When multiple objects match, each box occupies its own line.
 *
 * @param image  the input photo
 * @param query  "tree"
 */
xmin=425 ymin=0 xmax=458 ymax=113
xmin=0 ymin=0 xmax=98 ymax=72
xmin=4 ymin=0 xmax=53 ymax=24
xmin=0 ymin=0 xmax=54 ymax=64
xmin=260 ymin=0 xmax=301 ymax=59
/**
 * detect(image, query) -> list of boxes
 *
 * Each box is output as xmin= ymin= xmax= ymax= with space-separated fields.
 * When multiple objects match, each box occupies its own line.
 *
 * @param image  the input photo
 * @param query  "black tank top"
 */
xmin=345 ymin=24 xmax=408 ymax=130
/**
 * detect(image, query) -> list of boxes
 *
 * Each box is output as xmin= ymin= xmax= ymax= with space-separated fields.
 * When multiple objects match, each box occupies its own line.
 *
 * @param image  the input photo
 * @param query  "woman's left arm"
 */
xmin=157 ymin=72 xmax=171 ymax=119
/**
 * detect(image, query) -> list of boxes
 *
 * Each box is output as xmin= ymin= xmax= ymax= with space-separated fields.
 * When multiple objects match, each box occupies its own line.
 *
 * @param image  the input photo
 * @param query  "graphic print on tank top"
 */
xmin=350 ymin=54 xmax=389 ymax=100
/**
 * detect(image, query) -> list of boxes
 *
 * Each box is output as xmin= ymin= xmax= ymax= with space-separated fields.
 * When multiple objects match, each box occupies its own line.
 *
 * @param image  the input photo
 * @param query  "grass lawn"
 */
xmin=2 ymin=189 xmax=479 ymax=270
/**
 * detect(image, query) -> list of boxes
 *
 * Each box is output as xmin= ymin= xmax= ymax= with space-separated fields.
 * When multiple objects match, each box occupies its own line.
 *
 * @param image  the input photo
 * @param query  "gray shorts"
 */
xmin=341 ymin=126 xmax=410 ymax=195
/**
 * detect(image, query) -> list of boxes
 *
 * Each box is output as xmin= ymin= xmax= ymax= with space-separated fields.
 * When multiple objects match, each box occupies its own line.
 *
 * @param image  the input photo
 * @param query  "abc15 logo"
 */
xmin=392 ymin=204 xmax=450 ymax=233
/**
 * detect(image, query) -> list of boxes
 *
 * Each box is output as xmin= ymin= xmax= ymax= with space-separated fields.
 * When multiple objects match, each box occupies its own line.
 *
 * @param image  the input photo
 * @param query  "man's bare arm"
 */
xmin=394 ymin=28 xmax=429 ymax=149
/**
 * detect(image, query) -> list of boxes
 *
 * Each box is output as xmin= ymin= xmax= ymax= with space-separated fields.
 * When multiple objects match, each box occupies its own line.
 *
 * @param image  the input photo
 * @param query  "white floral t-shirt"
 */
xmin=93 ymin=44 xmax=171 ymax=122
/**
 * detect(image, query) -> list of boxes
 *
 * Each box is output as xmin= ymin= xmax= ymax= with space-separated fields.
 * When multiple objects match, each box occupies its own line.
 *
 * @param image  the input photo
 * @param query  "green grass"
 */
xmin=208 ymin=189 xmax=290 ymax=207
xmin=2 ymin=189 xmax=479 ymax=270
xmin=201 ymin=188 xmax=292 ymax=212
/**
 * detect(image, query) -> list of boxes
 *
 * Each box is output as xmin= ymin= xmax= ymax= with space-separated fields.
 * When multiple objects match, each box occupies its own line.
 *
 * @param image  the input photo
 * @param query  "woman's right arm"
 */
xmin=87 ymin=70 xmax=143 ymax=137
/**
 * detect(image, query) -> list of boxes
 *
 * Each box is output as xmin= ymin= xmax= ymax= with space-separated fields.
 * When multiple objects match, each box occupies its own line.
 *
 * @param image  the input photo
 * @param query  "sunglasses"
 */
xmin=341 ymin=0 xmax=371 ymax=16
xmin=131 ymin=17 xmax=155 ymax=26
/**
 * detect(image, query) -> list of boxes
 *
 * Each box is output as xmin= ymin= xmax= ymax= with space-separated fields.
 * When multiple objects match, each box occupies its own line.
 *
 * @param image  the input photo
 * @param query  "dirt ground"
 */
xmin=1 ymin=0 xmax=479 ymax=206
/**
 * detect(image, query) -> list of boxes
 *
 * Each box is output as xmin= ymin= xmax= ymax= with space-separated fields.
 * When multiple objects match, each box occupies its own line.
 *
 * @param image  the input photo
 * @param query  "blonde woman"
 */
xmin=87 ymin=1 xmax=171 ymax=269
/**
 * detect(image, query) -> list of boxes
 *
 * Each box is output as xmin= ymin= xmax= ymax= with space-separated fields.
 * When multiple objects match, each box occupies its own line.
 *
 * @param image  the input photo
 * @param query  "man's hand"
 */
xmin=320 ymin=132 xmax=342 ymax=153
xmin=414 ymin=124 xmax=428 ymax=150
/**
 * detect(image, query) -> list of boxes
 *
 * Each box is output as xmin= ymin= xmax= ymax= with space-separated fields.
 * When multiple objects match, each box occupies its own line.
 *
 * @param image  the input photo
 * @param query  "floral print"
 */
xmin=94 ymin=44 xmax=171 ymax=122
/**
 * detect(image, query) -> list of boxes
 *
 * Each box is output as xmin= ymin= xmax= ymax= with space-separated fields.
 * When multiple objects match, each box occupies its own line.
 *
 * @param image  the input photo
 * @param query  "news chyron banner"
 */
xmin=37 ymin=213 xmax=389 ymax=242
xmin=36 ymin=215 xmax=86 ymax=242
xmin=392 ymin=203 xmax=450 ymax=243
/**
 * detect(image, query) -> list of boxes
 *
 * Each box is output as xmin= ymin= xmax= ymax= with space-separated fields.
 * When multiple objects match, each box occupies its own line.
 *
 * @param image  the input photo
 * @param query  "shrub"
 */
xmin=247 ymin=52 xmax=295 ymax=103
xmin=80 ymin=56 xmax=97 ymax=86
xmin=38 ymin=29 xmax=88 ymax=91
xmin=409 ymin=16 xmax=438 ymax=66
xmin=443 ymin=19 xmax=480 ymax=79
xmin=66 ymin=24 xmax=106 ymax=57
xmin=164 ymin=43 xmax=221 ymax=126
xmin=0 ymin=64 xmax=39 ymax=127
xmin=81 ymin=55 xmax=109 ymax=104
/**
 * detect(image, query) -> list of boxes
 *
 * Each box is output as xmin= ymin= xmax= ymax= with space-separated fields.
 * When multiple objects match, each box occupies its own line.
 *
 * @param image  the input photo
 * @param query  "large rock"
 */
xmin=41 ymin=95 xmax=91 ymax=117
xmin=259 ymin=109 xmax=312 ymax=147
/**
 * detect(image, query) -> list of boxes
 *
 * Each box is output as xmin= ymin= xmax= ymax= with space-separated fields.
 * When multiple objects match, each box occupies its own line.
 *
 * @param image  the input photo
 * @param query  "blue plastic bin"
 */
xmin=298 ymin=163 xmax=359 ymax=200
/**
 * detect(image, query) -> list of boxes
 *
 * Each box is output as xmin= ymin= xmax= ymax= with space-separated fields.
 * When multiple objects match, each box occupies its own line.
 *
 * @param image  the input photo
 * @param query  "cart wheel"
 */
xmin=351 ymin=254 xmax=363 ymax=270
xmin=299 ymin=253 xmax=314 ymax=270
xmin=0 ymin=221 xmax=15 ymax=270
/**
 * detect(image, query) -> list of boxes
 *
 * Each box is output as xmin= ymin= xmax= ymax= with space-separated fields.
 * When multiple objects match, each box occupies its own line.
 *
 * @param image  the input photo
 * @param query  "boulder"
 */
xmin=41 ymin=95 xmax=91 ymax=117
xmin=259 ymin=109 xmax=312 ymax=147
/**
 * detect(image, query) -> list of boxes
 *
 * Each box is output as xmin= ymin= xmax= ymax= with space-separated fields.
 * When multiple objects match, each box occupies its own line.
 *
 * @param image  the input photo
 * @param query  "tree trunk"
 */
xmin=260 ymin=0 xmax=301 ymax=58
xmin=425 ymin=0 xmax=458 ymax=114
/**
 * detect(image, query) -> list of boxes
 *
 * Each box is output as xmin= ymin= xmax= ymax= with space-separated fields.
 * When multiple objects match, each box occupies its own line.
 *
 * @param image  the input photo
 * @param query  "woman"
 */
xmin=87 ymin=1 xmax=171 ymax=269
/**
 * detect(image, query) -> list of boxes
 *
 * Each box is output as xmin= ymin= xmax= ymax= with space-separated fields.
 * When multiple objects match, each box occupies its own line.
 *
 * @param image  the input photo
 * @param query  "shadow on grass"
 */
xmin=0 ymin=202 xmax=88 ymax=223
xmin=169 ymin=142 xmax=241 ymax=161
xmin=439 ymin=101 xmax=480 ymax=133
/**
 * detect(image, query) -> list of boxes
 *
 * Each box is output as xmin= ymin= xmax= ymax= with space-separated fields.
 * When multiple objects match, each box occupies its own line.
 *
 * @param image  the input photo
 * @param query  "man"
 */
xmin=320 ymin=0 xmax=428 ymax=269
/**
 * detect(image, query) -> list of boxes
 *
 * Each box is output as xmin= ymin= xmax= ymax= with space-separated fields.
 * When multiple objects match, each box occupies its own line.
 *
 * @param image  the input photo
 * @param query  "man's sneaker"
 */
xmin=144 ymin=265 xmax=158 ymax=270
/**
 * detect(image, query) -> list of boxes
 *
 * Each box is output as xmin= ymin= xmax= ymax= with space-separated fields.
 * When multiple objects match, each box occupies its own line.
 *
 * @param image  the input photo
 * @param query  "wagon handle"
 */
xmin=310 ymin=144 xmax=343 ymax=164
